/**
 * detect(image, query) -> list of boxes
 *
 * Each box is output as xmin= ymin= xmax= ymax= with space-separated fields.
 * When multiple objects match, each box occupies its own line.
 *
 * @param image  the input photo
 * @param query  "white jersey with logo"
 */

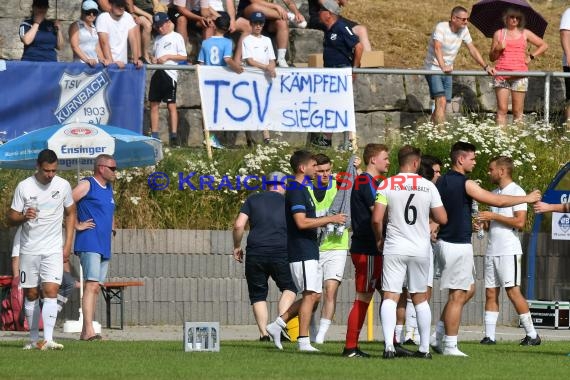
xmin=486 ymin=182 xmax=526 ymax=256
xmin=10 ymin=175 xmax=73 ymax=255
xmin=242 ymin=34 xmax=275 ymax=65
xmin=153 ymin=31 xmax=187 ymax=81
xmin=375 ymin=173 xmax=443 ymax=257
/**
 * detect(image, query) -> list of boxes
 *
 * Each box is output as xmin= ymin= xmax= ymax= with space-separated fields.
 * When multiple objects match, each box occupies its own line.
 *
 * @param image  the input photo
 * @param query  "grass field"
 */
xmin=1 ymin=339 xmax=568 ymax=379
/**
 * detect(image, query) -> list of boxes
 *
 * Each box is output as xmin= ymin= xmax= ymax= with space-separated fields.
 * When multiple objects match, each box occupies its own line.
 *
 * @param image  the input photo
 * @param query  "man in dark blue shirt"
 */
xmin=232 ymin=171 xmax=297 ymax=342
xmin=266 ymin=150 xmax=345 ymax=352
xmin=432 ymin=141 xmax=541 ymax=356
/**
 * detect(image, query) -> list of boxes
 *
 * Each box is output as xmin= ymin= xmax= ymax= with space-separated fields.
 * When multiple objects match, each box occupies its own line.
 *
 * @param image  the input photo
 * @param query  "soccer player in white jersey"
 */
xmin=7 ymin=149 xmax=76 ymax=350
xmin=372 ymin=145 xmax=448 ymax=359
xmin=477 ymin=156 xmax=540 ymax=346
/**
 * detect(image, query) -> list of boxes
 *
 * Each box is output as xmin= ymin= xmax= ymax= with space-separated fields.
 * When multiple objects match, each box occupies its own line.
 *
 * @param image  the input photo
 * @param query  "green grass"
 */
xmin=1 ymin=339 xmax=568 ymax=379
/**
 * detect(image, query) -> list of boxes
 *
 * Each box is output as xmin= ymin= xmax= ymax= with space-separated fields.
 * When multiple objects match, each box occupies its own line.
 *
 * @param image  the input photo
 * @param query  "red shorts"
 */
xmin=351 ymin=253 xmax=383 ymax=293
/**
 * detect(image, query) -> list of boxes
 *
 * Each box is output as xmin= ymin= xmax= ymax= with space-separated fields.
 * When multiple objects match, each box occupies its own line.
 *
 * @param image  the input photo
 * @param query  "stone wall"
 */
xmin=0 ymin=228 xmax=521 ymax=327
xmin=1 ymin=1 xmax=566 ymax=148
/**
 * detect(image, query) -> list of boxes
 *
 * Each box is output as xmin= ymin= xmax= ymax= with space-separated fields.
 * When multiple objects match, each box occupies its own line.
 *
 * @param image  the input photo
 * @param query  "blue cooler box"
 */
xmin=525 ymin=300 xmax=570 ymax=329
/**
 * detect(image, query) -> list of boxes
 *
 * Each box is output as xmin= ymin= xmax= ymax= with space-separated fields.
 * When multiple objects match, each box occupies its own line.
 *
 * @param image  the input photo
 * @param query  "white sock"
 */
xmin=405 ymin=298 xmax=417 ymax=338
xmin=276 ymin=316 xmax=287 ymax=328
xmin=443 ymin=334 xmax=458 ymax=348
xmin=297 ymin=336 xmax=312 ymax=349
xmin=519 ymin=312 xmax=537 ymax=339
xmin=395 ymin=324 xmax=404 ymax=344
xmin=380 ymin=299 xmax=397 ymax=350
xmin=277 ymin=49 xmax=287 ymax=61
xmin=24 ymin=298 xmax=40 ymax=342
xmin=315 ymin=318 xmax=331 ymax=343
xmin=414 ymin=301 xmax=432 ymax=353
xmin=484 ymin=311 xmax=499 ymax=340
xmin=41 ymin=298 xmax=59 ymax=342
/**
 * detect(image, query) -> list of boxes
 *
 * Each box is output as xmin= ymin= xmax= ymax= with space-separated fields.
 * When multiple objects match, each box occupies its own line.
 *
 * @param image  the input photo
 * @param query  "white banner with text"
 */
xmin=197 ymin=66 xmax=356 ymax=133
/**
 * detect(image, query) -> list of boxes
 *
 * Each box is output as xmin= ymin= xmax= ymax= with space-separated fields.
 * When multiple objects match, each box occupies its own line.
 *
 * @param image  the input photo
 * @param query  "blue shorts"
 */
xmin=78 ymin=252 xmax=109 ymax=284
xmin=425 ymin=73 xmax=452 ymax=102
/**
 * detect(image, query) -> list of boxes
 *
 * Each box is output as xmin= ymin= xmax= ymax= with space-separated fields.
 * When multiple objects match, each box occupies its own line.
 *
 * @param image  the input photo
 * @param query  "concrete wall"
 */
xmin=0 ymin=228 xmax=521 ymax=327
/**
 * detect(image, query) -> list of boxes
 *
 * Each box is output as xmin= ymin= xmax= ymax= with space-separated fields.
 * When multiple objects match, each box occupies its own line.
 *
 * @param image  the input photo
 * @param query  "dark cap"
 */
xmin=32 ymin=0 xmax=49 ymax=8
xmin=153 ymin=12 xmax=170 ymax=28
xmin=109 ymin=0 xmax=127 ymax=7
xmin=214 ymin=13 xmax=230 ymax=31
xmin=250 ymin=11 xmax=266 ymax=23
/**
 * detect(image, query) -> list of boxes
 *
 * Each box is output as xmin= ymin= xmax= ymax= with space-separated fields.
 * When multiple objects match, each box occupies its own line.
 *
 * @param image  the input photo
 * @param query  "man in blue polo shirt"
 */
xmin=266 ymin=150 xmax=345 ymax=352
xmin=310 ymin=0 xmax=362 ymax=149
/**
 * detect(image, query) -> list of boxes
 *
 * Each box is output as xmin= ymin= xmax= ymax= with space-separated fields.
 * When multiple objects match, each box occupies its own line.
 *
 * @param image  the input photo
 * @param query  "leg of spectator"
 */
xmin=278 ymin=289 xmax=296 ymax=315
xmin=177 ymin=16 xmax=189 ymax=46
xmin=80 ymin=281 xmax=100 ymax=340
xmin=352 ymin=25 xmax=371 ymax=51
xmin=167 ymin=102 xmax=178 ymax=137
xmin=495 ymin=87 xmax=510 ymax=126
xmin=432 ymin=96 xmax=447 ymax=124
xmin=511 ymin=90 xmax=525 ymax=124
xmin=140 ymin=17 xmax=152 ymax=62
xmin=150 ymin=101 xmax=160 ymax=139
xmin=267 ymin=19 xmax=290 ymax=66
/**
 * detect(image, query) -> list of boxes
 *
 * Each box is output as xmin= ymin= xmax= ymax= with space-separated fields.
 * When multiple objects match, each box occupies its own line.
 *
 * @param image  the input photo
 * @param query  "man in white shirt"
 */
xmin=97 ymin=0 xmax=143 ymax=68
xmin=372 ymin=145 xmax=447 ymax=359
xmin=7 ymin=149 xmax=76 ymax=350
xmin=478 ymin=156 xmax=540 ymax=346
xmin=424 ymin=6 xmax=494 ymax=124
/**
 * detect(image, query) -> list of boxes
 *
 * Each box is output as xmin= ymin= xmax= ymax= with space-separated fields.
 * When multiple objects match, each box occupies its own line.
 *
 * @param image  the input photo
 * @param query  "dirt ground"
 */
xmin=342 ymin=0 xmax=568 ymax=71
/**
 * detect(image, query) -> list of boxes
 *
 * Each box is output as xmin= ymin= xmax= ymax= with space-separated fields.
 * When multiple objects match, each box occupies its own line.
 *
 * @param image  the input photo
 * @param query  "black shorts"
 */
xmin=168 ymin=7 xmax=203 ymax=30
xmin=148 ymin=70 xmax=176 ymax=103
xmin=245 ymin=255 xmax=297 ymax=304
xmin=562 ymin=66 xmax=570 ymax=102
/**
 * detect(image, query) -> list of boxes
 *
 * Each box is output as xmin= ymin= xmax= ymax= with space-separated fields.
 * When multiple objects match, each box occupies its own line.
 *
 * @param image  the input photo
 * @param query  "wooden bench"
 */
xmin=100 ymin=281 xmax=144 ymax=330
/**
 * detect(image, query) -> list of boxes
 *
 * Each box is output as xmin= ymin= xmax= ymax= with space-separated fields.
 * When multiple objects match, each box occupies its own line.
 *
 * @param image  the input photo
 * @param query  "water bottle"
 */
xmin=29 ymin=196 xmax=38 ymax=223
xmin=471 ymin=200 xmax=484 ymax=240
xmin=335 ymin=225 xmax=345 ymax=236
xmin=326 ymin=210 xmax=336 ymax=235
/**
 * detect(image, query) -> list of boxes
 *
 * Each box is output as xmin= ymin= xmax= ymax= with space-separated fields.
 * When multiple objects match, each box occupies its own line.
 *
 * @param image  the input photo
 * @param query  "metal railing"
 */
xmin=147 ymin=64 xmax=570 ymax=125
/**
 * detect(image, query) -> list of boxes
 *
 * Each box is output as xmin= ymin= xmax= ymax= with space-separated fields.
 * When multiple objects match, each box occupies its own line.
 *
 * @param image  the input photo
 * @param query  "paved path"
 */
xmin=2 ymin=324 xmax=570 ymax=343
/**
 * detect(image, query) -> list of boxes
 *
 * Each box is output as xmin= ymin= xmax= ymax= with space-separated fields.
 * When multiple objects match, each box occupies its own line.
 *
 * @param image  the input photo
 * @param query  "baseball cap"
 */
xmin=250 ymin=11 xmax=266 ymax=23
xmin=82 ymin=0 xmax=99 ymax=12
xmin=153 ymin=12 xmax=170 ymax=28
xmin=265 ymin=171 xmax=287 ymax=186
xmin=109 ymin=0 xmax=127 ymax=7
xmin=320 ymin=0 xmax=340 ymax=15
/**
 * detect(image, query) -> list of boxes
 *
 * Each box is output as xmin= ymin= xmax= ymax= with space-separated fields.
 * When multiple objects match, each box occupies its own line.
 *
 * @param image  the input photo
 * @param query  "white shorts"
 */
xmin=484 ymin=255 xmax=522 ymax=288
xmin=289 ymin=259 xmax=322 ymax=294
xmin=319 ymin=249 xmax=347 ymax=282
xmin=437 ymin=240 xmax=475 ymax=291
xmin=19 ymin=252 xmax=63 ymax=288
xmin=382 ymin=255 xmax=430 ymax=294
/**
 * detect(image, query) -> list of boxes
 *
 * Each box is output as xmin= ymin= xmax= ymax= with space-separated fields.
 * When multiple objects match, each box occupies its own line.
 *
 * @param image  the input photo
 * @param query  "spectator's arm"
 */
xmin=282 ymin=0 xmax=305 ymax=23
xmin=63 ymin=203 xmax=77 ymax=263
xmin=433 ymin=39 xmax=451 ymax=73
xmin=128 ymin=26 xmax=143 ymax=68
xmin=534 ymin=201 xmax=570 ymax=214
xmin=98 ymin=32 xmax=114 ymax=63
xmin=54 ymin=20 xmax=64 ymax=50
xmin=353 ymin=41 xmax=363 ymax=68
xmin=466 ymin=42 xmax=491 ymax=71
xmin=232 ymin=212 xmax=248 ymax=263
xmin=525 ymin=29 xmax=548 ymax=63
xmin=224 ymin=56 xmax=244 ymax=73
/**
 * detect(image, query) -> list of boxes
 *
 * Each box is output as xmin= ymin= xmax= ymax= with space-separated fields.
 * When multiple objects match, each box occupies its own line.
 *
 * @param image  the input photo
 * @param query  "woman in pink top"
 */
xmin=489 ymin=8 xmax=547 ymax=126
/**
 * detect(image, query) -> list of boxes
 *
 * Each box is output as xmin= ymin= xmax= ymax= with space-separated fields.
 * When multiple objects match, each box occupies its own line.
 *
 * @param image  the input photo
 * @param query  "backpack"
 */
xmin=0 ymin=276 xmax=29 ymax=331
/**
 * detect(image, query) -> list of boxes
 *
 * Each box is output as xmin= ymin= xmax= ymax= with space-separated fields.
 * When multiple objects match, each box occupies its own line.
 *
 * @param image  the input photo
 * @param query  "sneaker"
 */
xmin=287 ymin=12 xmax=307 ymax=28
xmin=38 ymin=340 xmax=64 ymax=351
xmin=169 ymin=136 xmax=180 ymax=148
xmin=342 ymin=347 xmax=370 ymax=358
xmin=209 ymin=135 xmax=224 ymax=149
xmin=520 ymin=335 xmax=541 ymax=346
xmin=299 ymin=343 xmax=319 ymax=352
xmin=394 ymin=343 xmax=415 ymax=358
xmin=382 ymin=349 xmax=395 ymax=359
xmin=430 ymin=335 xmax=443 ymax=354
xmin=23 ymin=341 xmax=38 ymax=350
xmin=266 ymin=322 xmax=283 ymax=350
xmin=280 ymin=327 xmax=291 ymax=342
xmin=403 ymin=338 xmax=417 ymax=346
xmin=311 ymin=136 xmax=332 ymax=147
xmin=259 ymin=335 xmax=270 ymax=342
xmin=442 ymin=345 xmax=468 ymax=357
xmin=277 ymin=59 xmax=289 ymax=68
xmin=413 ymin=351 xmax=433 ymax=359
xmin=480 ymin=337 xmax=497 ymax=345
